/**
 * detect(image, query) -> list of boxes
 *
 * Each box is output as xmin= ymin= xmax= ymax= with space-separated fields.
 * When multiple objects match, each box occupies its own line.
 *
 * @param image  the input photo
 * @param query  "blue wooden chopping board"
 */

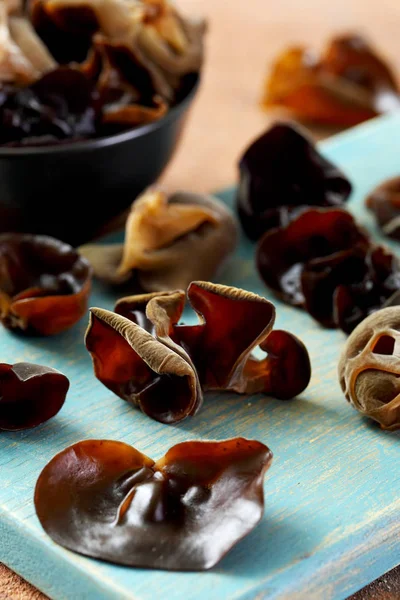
xmin=1 ymin=114 xmax=400 ymax=600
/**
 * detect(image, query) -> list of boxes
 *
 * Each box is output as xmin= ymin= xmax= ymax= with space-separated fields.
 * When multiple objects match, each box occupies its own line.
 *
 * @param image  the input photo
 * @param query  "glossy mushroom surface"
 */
xmin=338 ymin=307 xmax=400 ymax=430
xmin=366 ymin=176 xmax=400 ymax=240
xmin=80 ymin=188 xmax=238 ymax=292
xmin=0 ymin=362 xmax=69 ymax=430
xmin=85 ymin=281 xmax=311 ymax=423
xmin=256 ymin=208 xmax=400 ymax=333
xmin=236 ymin=123 xmax=352 ymax=240
xmin=0 ymin=233 xmax=91 ymax=335
xmin=35 ymin=437 xmax=272 ymax=570
xmin=263 ymin=34 xmax=400 ymax=126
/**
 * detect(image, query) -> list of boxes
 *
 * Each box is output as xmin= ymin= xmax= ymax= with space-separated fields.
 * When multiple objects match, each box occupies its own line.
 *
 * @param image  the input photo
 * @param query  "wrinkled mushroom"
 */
xmin=85 ymin=281 xmax=311 ymax=423
xmin=263 ymin=34 xmax=400 ymax=126
xmin=0 ymin=362 xmax=69 ymax=430
xmin=0 ymin=233 xmax=92 ymax=335
xmin=0 ymin=3 xmax=56 ymax=85
xmin=31 ymin=0 xmax=205 ymax=100
xmin=236 ymin=123 xmax=352 ymax=240
xmin=80 ymin=188 xmax=238 ymax=292
xmin=338 ymin=306 xmax=400 ymax=430
xmin=35 ymin=437 xmax=273 ymax=569
xmin=256 ymin=208 xmax=400 ymax=332
xmin=85 ymin=291 xmax=202 ymax=424
xmin=366 ymin=176 xmax=400 ymax=240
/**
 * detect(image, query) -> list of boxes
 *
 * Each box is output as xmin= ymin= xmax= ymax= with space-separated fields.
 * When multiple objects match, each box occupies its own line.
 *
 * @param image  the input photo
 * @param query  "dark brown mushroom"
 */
xmin=236 ymin=123 xmax=352 ymax=240
xmin=338 ymin=307 xmax=400 ymax=430
xmin=0 ymin=362 xmax=69 ymax=430
xmin=263 ymin=34 xmax=400 ymax=126
xmin=85 ymin=281 xmax=311 ymax=424
xmin=80 ymin=188 xmax=238 ymax=292
xmin=366 ymin=176 xmax=400 ymax=240
xmin=256 ymin=207 xmax=400 ymax=333
xmin=85 ymin=292 xmax=202 ymax=424
xmin=34 ymin=437 xmax=272 ymax=570
xmin=0 ymin=233 xmax=92 ymax=335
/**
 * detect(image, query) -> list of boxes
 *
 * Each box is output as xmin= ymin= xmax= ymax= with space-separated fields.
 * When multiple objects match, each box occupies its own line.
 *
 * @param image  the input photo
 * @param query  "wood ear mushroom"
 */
xmin=236 ymin=123 xmax=352 ymax=240
xmin=338 ymin=307 xmax=400 ymax=430
xmin=263 ymin=35 xmax=400 ymax=126
xmin=80 ymin=189 xmax=238 ymax=292
xmin=85 ymin=282 xmax=311 ymax=423
xmin=0 ymin=233 xmax=92 ymax=335
xmin=0 ymin=362 xmax=69 ymax=430
xmin=35 ymin=437 xmax=272 ymax=570
xmin=256 ymin=208 xmax=400 ymax=333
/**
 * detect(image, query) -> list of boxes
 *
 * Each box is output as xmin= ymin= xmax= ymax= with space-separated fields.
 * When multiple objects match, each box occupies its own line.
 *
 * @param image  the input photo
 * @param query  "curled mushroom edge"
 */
xmin=85 ymin=281 xmax=312 ymax=423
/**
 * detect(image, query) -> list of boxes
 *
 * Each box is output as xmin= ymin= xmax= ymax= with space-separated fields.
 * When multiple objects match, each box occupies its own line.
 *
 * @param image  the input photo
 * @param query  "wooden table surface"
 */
xmin=2 ymin=0 xmax=400 ymax=597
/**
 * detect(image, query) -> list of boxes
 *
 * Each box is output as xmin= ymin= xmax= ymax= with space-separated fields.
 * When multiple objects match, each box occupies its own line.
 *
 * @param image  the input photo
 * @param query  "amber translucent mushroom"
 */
xmin=80 ymin=188 xmax=238 ymax=292
xmin=236 ymin=123 xmax=352 ymax=240
xmin=263 ymin=34 xmax=400 ymax=126
xmin=0 ymin=362 xmax=69 ymax=430
xmin=366 ymin=176 xmax=400 ymax=240
xmin=85 ymin=281 xmax=311 ymax=423
xmin=338 ymin=307 xmax=400 ymax=430
xmin=0 ymin=233 xmax=92 ymax=335
xmin=256 ymin=208 xmax=400 ymax=333
xmin=35 ymin=437 xmax=272 ymax=570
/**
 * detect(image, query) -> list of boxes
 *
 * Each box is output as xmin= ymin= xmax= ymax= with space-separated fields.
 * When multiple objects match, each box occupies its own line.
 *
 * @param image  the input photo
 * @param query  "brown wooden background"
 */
xmin=2 ymin=0 xmax=400 ymax=597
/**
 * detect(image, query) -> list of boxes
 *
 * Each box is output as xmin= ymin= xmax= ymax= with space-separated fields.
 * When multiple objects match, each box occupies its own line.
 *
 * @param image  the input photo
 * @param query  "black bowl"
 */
xmin=0 ymin=75 xmax=199 ymax=246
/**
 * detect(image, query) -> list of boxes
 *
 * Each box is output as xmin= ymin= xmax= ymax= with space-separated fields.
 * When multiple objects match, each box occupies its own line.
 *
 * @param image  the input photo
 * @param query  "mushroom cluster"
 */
xmin=235 ymin=122 xmax=400 ymax=334
xmin=263 ymin=34 xmax=400 ymax=126
xmin=35 ymin=437 xmax=273 ymax=570
xmin=0 ymin=0 xmax=206 ymax=144
xmin=85 ymin=281 xmax=311 ymax=423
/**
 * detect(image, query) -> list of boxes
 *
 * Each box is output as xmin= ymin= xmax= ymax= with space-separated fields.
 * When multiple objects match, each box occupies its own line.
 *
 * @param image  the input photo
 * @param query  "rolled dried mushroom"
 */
xmin=35 ymin=437 xmax=273 ymax=569
xmin=366 ymin=176 xmax=400 ymax=240
xmin=263 ymin=34 xmax=400 ymax=126
xmin=0 ymin=362 xmax=69 ymax=430
xmin=256 ymin=208 xmax=400 ymax=333
xmin=338 ymin=307 xmax=400 ymax=430
xmin=85 ymin=281 xmax=311 ymax=423
xmin=79 ymin=188 xmax=238 ymax=292
xmin=0 ymin=233 xmax=92 ymax=335
xmin=236 ymin=123 xmax=352 ymax=240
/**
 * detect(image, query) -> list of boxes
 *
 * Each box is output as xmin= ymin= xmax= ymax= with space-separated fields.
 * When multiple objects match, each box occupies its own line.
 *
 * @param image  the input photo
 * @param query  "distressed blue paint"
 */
xmin=1 ymin=114 xmax=400 ymax=600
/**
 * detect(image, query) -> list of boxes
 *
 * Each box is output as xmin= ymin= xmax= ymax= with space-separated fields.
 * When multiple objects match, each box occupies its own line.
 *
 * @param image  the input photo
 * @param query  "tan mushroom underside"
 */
xmin=338 ymin=306 xmax=400 ymax=430
xmin=79 ymin=188 xmax=238 ymax=292
xmin=0 ymin=6 xmax=56 ymax=84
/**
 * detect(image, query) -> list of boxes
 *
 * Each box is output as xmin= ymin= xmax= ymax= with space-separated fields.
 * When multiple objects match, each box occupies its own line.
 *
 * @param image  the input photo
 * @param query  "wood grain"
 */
xmin=2 ymin=0 xmax=400 ymax=597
